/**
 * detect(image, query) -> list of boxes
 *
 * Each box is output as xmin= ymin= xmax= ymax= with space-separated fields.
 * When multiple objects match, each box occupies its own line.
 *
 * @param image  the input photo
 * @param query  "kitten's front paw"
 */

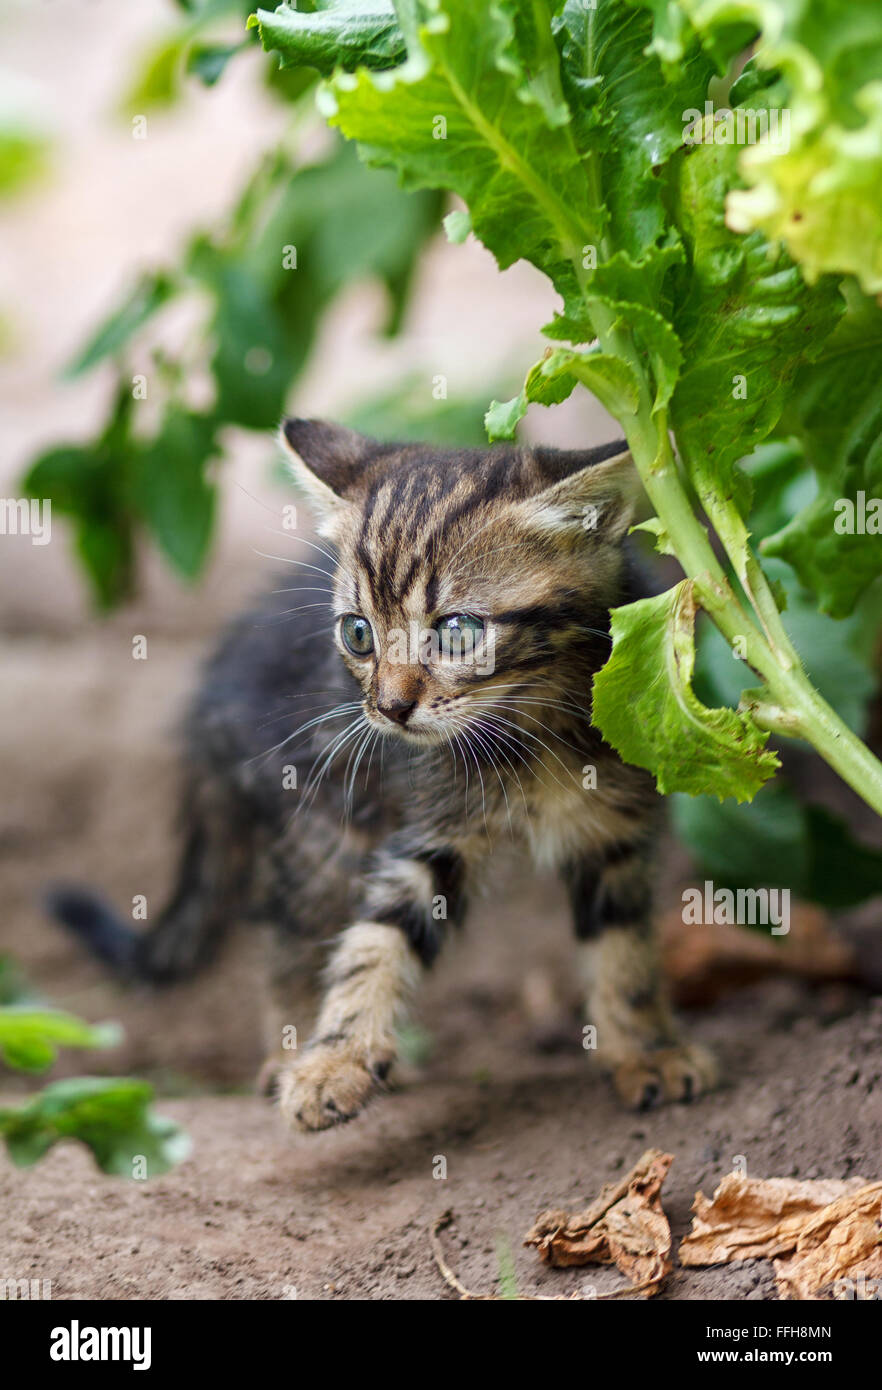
xmin=611 ymin=1042 xmax=719 ymax=1110
xmin=277 ymin=1044 xmax=392 ymax=1132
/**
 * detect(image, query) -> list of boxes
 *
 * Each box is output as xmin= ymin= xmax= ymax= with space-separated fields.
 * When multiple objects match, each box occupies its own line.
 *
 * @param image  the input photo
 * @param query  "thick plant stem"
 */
xmin=759 ymin=665 xmax=882 ymax=818
xmin=690 ymin=471 xmax=801 ymax=671
xmin=589 ymin=315 xmax=882 ymax=818
xmin=676 ymin=456 xmax=882 ymax=813
xmin=742 ymin=552 xmax=799 ymax=670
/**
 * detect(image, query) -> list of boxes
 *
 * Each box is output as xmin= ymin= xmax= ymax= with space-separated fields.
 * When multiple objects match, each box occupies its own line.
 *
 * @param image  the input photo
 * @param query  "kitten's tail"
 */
xmin=45 ymin=885 xmax=141 ymax=975
xmin=46 ymin=817 xmax=245 ymax=985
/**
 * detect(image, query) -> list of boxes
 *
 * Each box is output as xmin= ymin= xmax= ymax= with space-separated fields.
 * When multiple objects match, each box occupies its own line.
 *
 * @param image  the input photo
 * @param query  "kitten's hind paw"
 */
xmin=277 ymin=1044 xmax=392 ymax=1132
xmin=611 ymin=1042 xmax=719 ymax=1110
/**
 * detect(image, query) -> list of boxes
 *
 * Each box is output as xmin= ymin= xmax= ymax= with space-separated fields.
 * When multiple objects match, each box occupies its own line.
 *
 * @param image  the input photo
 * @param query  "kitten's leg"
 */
xmin=278 ymin=839 xmax=466 ymax=1132
xmin=566 ymin=846 xmax=718 ymax=1108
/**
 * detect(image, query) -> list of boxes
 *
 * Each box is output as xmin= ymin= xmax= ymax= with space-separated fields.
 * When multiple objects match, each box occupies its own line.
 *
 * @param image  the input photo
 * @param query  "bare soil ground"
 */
xmin=1 ymin=627 xmax=880 ymax=1301
xmin=3 ymin=886 xmax=881 ymax=1301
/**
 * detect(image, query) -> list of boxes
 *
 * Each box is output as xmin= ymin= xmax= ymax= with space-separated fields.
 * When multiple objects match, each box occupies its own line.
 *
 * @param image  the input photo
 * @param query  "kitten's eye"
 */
xmin=435 ymin=613 xmax=484 ymax=659
xmin=340 ymin=614 xmax=375 ymax=657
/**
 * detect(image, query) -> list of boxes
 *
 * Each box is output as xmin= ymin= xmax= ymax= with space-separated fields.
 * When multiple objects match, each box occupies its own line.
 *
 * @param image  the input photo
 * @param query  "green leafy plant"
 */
xmin=0 ymin=1078 xmax=190 ymax=1176
xmin=245 ymin=0 xmax=882 ymax=825
xmin=0 ymin=957 xmax=189 ymax=1176
xmin=0 ymin=1008 xmax=121 ymax=1073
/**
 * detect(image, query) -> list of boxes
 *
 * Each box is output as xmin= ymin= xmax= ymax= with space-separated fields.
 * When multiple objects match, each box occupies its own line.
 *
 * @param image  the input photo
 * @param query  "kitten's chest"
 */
xmin=414 ymin=726 xmax=651 ymax=871
xmin=519 ymin=746 xmax=640 ymax=870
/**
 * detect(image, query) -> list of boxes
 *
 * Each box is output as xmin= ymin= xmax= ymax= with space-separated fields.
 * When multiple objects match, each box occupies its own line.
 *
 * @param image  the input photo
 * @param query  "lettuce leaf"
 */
xmin=249 ymin=3 xmax=407 ymax=75
xmin=642 ymin=0 xmax=882 ymax=294
xmin=592 ymin=580 xmax=779 ymax=801
xmin=762 ymin=290 xmax=882 ymax=616
xmin=315 ymin=0 xmax=601 ymax=292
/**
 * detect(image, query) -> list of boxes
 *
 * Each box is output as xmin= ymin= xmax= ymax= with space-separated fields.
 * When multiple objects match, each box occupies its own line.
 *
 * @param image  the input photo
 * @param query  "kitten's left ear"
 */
xmin=520 ymin=443 xmax=642 ymax=545
xmin=279 ymin=418 xmax=377 ymax=529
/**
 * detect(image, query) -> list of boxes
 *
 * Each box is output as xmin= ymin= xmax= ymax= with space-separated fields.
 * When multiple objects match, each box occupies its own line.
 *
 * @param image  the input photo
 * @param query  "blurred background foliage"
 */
xmin=0 ymin=956 xmax=189 ymax=1176
xmin=12 ymin=0 xmax=882 ymax=918
xmin=19 ymin=0 xmax=487 ymax=608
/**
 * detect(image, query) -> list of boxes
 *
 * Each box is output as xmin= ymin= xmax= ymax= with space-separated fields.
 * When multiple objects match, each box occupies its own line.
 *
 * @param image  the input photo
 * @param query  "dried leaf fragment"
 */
xmin=680 ymin=1173 xmax=867 ymax=1265
xmin=681 ymin=1170 xmax=882 ymax=1300
xmin=525 ymin=1148 xmax=673 ymax=1297
xmin=773 ymin=1183 xmax=882 ymax=1300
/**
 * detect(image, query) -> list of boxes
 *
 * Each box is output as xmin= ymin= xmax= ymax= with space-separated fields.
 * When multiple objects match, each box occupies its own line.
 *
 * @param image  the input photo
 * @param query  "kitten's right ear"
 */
xmin=279 ymin=418 xmax=374 ymax=530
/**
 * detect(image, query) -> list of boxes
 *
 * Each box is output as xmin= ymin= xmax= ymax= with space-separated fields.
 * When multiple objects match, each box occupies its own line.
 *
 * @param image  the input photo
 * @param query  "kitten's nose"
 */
xmin=377 ymin=696 xmax=417 ymax=726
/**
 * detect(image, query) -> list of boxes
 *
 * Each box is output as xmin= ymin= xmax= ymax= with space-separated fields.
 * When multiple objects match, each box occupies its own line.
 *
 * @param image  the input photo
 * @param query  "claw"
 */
xmin=611 ymin=1042 xmax=719 ymax=1109
xmin=277 ymin=1045 xmax=395 ymax=1132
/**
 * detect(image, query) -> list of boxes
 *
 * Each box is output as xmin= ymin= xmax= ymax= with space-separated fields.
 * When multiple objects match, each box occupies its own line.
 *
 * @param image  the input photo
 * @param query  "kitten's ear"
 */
xmin=520 ymin=443 xmax=641 ymax=545
xmin=279 ymin=418 xmax=375 ymax=528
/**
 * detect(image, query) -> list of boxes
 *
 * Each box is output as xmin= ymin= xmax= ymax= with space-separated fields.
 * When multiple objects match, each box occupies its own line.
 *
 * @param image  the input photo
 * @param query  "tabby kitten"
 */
xmin=51 ymin=418 xmax=717 ymax=1130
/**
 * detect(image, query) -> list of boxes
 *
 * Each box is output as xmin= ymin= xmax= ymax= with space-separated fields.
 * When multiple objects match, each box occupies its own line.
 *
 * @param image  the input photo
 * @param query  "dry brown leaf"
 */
xmin=680 ymin=1173 xmax=869 ymax=1265
xmin=773 ymin=1183 xmax=882 ymax=1300
xmin=524 ymin=1148 xmax=673 ymax=1297
xmin=681 ymin=1171 xmax=882 ymax=1299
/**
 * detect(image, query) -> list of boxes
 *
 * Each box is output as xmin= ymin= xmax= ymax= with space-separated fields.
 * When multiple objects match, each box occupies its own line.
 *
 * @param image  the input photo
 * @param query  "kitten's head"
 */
xmin=281 ymin=418 xmax=641 ymax=745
